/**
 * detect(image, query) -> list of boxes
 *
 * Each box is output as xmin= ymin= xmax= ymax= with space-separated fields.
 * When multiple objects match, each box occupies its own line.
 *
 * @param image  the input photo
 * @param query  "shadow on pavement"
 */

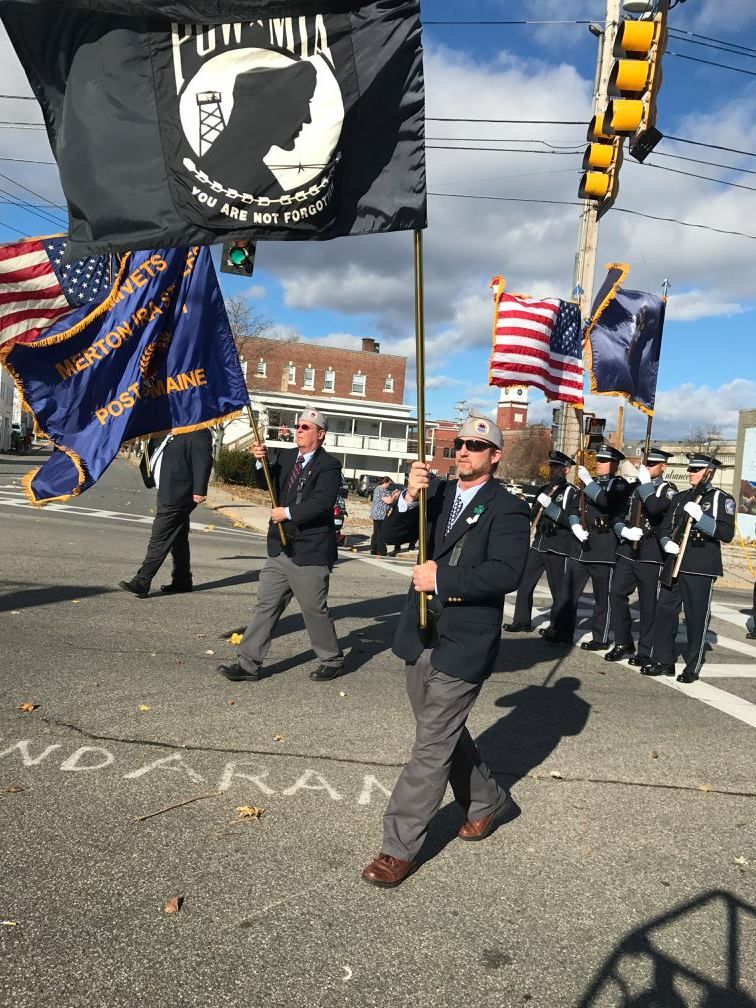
xmin=577 ymin=890 xmax=756 ymax=1007
xmin=0 ymin=581 xmax=117 ymax=613
xmin=192 ymin=570 xmax=260 ymax=593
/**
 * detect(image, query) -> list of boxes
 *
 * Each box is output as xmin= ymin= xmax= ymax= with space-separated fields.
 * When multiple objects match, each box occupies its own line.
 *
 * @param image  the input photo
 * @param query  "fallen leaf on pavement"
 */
xmin=18 ymin=703 xmax=39 ymax=713
xmin=227 ymin=699 xmax=236 ymax=706
xmin=233 ymin=521 xmax=245 ymax=528
xmin=733 ymin=856 xmax=749 ymax=866
xmin=273 ymin=734 xmax=285 ymax=742
xmin=205 ymin=649 xmax=215 ymax=656
xmin=549 ymin=771 xmax=564 ymax=780
xmin=339 ymin=691 xmax=347 ymax=697
xmin=10 ymin=611 xmax=20 ymax=615
xmin=236 ymin=805 xmax=265 ymax=820
xmin=699 ymin=783 xmax=712 ymax=793
xmin=204 ymin=524 xmax=215 ymax=531
xmin=650 ymin=751 xmax=659 ymax=759
xmin=228 ymin=633 xmax=243 ymax=646
xmin=72 ymin=599 xmax=81 ymax=605
xmin=163 ymin=896 xmax=183 ymax=914
xmin=4 ymin=785 xmax=24 ymax=793
xmin=138 ymin=704 xmax=151 ymax=712
xmin=1 ymin=921 xmax=18 ymax=927
xmin=196 ymin=633 xmax=207 ymax=639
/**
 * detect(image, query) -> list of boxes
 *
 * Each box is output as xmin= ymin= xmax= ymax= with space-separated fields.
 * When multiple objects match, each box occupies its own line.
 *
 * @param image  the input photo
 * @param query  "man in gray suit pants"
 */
xmin=217 ymin=406 xmax=344 ymax=683
xmin=361 ymin=414 xmax=530 ymax=888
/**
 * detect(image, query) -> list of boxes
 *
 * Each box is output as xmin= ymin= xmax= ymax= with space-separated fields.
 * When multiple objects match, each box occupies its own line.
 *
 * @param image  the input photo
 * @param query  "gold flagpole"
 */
xmin=247 ymin=405 xmax=287 ymax=549
xmin=414 ymin=229 xmax=428 ymax=630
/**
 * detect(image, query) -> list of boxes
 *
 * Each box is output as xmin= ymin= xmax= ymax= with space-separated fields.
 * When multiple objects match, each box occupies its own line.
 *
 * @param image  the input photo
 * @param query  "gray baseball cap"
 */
xmin=299 ymin=406 xmax=328 ymax=431
xmin=457 ymin=413 xmax=503 ymax=449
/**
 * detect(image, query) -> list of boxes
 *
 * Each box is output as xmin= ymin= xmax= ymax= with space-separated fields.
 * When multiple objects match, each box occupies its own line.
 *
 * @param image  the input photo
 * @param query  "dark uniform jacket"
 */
xmin=256 ymin=446 xmax=342 ymax=568
xmin=658 ymin=484 xmax=736 ymax=577
xmin=146 ymin=430 xmax=213 ymax=508
xmin=570 ymin=475 xmax=634 ymax=564
xmin=615 ymin=476 xmax=677 ymax=565
xmin=383 ymin=476 xmax=530 ymax=685
xmin=535 ymin=479 xmax=581 ymax=559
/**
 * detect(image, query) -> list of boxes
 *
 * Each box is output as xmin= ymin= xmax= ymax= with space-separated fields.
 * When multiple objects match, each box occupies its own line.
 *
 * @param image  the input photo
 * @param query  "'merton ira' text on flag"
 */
xmin=3 ymin=244 xmax=248 ymax=505
xmin=2 ymin=0 xmax=426 ymax=258
xmin=489 ymin=279 xmax=584 ymax=406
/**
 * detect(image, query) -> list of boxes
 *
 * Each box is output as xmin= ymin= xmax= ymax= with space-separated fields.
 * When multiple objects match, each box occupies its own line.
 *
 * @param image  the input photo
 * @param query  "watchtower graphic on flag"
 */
xmin=196 ymin=92 xmax=226 ymax=156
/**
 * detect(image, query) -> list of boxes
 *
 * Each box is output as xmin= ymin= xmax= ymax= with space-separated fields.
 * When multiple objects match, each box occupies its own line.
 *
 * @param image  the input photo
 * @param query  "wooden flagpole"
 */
xmin=247 ymin=405 xmax=287 ymax=549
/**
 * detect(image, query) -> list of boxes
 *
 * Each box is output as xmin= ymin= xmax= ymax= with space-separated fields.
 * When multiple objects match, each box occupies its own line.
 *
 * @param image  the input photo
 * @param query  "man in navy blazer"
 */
xmin=218 ymin=405 xmax=344 ymax=684
xmin=361 ymin=414 xmax=530 ymax=888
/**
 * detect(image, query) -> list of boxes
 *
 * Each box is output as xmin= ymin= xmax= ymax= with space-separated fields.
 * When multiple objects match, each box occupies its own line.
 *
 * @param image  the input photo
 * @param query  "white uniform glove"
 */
xmin=571 ymin=525 xmax=589 ymax=543
xmin=577 ymin=466 xmax=592 ymax=485
xmin=537 ymin=493 xmax=552 ymax=509
xmin=684 ymin=501 xmax=703 ymax=522
xmin=621 ymin=526 xmax=643 ymax=542
xmin=663 ymin=541 xmax=680 ymax=555
xmin=637 ymin=465 xmax=651 ymax=484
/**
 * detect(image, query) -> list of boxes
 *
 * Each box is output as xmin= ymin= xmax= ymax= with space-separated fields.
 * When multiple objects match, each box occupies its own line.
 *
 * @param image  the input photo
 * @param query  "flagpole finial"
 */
xmin=661 ymin=278 xmax=671 ymax=299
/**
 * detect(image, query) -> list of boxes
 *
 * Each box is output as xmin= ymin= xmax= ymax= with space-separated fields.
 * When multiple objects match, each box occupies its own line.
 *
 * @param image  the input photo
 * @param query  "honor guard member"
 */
xmin=605 ymin=449 xmax=677 ymax=665
xmin=217 ymin=406 xmax=345 ymax=683
xmin=641 ymin=454 xmax=736 ymax=683
xmin=361 ymin=414 xmax=529 ymax=889
xmin=549 ymin=444 xmax=633 ymax=650
xmin=504 ymin=450 xmax=577 ymax=633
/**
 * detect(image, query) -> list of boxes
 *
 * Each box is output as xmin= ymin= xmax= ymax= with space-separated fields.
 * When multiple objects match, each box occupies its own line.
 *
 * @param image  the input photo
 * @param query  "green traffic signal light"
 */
xmin=229 ymin=246 xmax=247 ymax=266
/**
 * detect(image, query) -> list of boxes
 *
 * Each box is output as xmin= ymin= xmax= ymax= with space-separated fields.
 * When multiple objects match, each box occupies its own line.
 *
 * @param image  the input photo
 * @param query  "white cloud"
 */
xmin=665 ymin=290 xmax=745 ymax=323
xmin=246 ymin=284 xmax=267 ymax=300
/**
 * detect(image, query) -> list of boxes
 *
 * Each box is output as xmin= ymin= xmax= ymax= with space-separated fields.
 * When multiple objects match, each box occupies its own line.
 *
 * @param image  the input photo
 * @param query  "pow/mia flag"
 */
xmin=2 ymin=0 xmax=426 ymax=258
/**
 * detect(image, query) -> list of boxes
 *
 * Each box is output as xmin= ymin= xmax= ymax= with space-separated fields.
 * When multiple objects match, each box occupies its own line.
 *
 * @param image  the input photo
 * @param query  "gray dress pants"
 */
xmin=237 ymin=552 xmax=343 ymax=673
xmin=382 ymin=650 xmax=505 ymax=862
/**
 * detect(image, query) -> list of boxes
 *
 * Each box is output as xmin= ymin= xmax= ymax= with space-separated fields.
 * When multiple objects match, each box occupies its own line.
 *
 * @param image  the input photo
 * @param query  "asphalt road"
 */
xmin=1 ymin=450 xmax=754 ymax=1008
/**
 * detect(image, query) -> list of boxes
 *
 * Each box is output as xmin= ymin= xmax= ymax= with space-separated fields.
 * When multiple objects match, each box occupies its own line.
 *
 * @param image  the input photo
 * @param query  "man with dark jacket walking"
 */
xmin=218 ymin=406 xmax=344 ymax=683
xmin=120 ymin=428 xmax=213 ymax=598
xmin=361 ymin=414 xmax=529 ymax=888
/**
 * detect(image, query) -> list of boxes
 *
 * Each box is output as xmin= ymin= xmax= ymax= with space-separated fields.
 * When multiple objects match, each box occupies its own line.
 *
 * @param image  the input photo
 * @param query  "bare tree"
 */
xmin=499 ymin=427 xmax=551 ymax=483
xmin=684 ymin=424 xmax=724 ymax=458
xmin=225 ymin=295 xmax=270 ymax=351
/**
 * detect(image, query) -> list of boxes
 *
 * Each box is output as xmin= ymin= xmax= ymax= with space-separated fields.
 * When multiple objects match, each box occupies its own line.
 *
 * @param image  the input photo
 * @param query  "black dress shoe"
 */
xmin=627 ymin=654 xmax=649 ymax=667
xmin=640 ymin=662 xmax=675 ymax=677
xmin=160 ymin=582 xmax=193 ymax=594
xmin=503 ymin=622 xmax=532 ymax=633
xmin=581 ymin=640 xmax=609 ymax=652
xmin=539 ymin=627 xmax=557 ymax=639
xmin=544 ymin=634 xmax=573 ymax=647
xmin=676 ymin=669 xmax=699 ymax=684
xmin=604 ymin=643 xmax=635 ymax=662
xmin=119 ymin=579 xmax=149 ymax=599
xmin=310 ymin=664 xmax=343 ymax=682
xmin=217 ymin=662 xmax=261 ymax=682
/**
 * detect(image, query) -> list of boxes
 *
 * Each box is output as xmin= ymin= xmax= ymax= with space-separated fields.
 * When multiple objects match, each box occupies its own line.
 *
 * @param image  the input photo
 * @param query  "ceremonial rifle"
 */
xmin=659 ymin=467 xmax=714 ymax=588
xmin=530 ymin=478 xmax=562 ymax=545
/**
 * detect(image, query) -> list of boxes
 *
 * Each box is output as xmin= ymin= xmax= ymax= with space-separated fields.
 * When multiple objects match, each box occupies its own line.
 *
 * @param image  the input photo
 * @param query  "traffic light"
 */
xmin=220 ymin=239 xmax=256 ymax=277
xmin=578 ymin=113 xmax=624 ymax=219
xmin=584 ymin=416 xmax=606 ymax=452
xmin=606 ymin=7 xmax=668 ymax=162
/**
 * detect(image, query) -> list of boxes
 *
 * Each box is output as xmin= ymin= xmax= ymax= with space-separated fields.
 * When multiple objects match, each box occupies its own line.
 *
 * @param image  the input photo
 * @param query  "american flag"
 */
xmin=0 ymin=235 xmax=111 ymax=348
xmin=489 ymin=291 xmax=584 ymax=405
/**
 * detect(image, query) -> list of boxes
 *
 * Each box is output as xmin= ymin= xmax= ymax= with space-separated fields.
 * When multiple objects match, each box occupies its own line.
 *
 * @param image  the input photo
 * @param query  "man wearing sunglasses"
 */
xmin=217 ymin=405 xmax=345 ymax=683
xmin=361 ymin=414 xmax=530 ymax=889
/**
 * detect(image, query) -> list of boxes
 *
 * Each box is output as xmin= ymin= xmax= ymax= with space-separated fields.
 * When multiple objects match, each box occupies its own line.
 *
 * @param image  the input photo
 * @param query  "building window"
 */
xmin=443 ymin=447 xmax=455 ymax=459
xmin=384 ymin=375 xmax=394 ymax=392
xmin=287 ymin=363 xmax=296 ymax=384
xmin=323 ymin=368 xmax=335 ymax=392
xmin=514 ymin=414 xmax=524 ymax=423
xmin=351 ymin=372 xmax=366 ymax=395
xmin=303 ymin=365 xmax=315 ymax=390
xmin=255 ymin=359 xmax=266 ymax=377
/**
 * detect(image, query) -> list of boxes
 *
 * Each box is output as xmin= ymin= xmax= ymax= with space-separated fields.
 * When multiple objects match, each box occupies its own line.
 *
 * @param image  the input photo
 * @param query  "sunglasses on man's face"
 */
xmin=453 ymin=438 xmax=492 ymax=453
xmin=295 ymin=423 xmax=313 ymax=431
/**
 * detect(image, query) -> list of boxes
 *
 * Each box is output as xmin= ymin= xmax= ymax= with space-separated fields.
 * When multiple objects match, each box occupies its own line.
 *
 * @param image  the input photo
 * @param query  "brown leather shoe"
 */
xmin=361 ymin=853 xmax=416 ymax=888
xmin=458 ymin=794 xmax=514 ymax=842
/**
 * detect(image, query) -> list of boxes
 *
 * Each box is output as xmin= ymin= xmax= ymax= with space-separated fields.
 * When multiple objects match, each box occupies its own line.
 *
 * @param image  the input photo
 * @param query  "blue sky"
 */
xmin=1 ymin=0 xmax=755 ymax=440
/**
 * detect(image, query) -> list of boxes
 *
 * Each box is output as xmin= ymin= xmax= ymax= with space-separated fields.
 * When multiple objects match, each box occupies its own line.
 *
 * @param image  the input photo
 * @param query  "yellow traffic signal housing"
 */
xmin=606 ymin=10 xmax=668 ymax=161
xmin=578 ymin=114 xmax=624 ymax=218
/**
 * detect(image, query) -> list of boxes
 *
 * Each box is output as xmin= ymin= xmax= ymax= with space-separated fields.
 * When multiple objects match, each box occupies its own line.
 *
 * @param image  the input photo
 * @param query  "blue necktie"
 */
xmin=445 ymin=494 xmax=464 ymax=538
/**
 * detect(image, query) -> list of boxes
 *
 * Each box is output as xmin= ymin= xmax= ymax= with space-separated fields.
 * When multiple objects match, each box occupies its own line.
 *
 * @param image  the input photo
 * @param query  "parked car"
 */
xmin=357 ymin=474 xmax=382 ymax=498
xmin=334 ymin=482 xmax=349 ymax=546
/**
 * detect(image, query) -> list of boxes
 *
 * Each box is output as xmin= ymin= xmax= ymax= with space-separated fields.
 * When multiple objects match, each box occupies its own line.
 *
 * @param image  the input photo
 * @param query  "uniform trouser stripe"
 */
xmin=688 ymin=575 xmax=714 ymax=676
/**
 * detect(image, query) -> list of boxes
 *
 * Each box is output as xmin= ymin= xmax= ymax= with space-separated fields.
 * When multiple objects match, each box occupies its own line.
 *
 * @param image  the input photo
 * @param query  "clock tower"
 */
xmin=496 ymin=384 xmax=529 ymax=431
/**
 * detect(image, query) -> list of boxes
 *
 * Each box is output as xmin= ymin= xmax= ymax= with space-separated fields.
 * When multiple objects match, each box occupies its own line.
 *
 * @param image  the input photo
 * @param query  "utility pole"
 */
xmin=558 ymin=0 xmax=623 ymax=457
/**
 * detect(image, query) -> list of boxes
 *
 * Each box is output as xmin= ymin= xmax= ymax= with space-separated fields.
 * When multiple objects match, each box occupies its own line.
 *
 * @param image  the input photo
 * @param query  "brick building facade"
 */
xmin=239 ymin=336 xmax=405 ymax=405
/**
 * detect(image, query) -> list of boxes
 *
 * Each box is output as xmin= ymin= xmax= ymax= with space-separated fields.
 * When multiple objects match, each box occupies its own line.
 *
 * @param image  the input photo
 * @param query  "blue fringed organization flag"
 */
xmin=584 ymin=263 xmax=666 ymax=417
xmin=2 ymin=244 xmax=249 ymax=505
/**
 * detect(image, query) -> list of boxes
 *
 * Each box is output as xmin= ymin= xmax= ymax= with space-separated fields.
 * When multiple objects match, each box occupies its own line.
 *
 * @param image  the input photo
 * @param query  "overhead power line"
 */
xmin=427 ymin=145 xmax=581 ymax=155
xmin=665 ymin=135 xmax=756 ymax=159
xmin=424 ymin=19 xmax=599 ymax=26
xmin=427 ymin=117 xmax=589 ymax=125
xmin=426 ymin=191 xmax=756 ymax=241
xmin=668 ymin=28 xmax=756 ymax=59
xmin=668 ymin=49 xmax=756 ymax=77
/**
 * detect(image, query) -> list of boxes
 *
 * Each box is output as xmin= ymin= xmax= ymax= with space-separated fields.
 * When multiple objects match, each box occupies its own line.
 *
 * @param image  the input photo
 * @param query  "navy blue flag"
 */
xmin=584 ymin=263 xmax=665 ymax=417
xmin=4 ymin=245 xmax=248 ymax=504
